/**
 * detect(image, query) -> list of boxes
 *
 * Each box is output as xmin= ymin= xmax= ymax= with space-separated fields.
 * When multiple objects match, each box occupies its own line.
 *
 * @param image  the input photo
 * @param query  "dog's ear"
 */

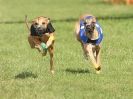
xmin=32 ymin=20 xmax=35 ymax=24
xmin=47 ymin=17 xmax=50 ymax=23
xmin=32 ymin=19 xmax=36 ymax=24
xmin=92 ymin=17 xmax=96 ymax=23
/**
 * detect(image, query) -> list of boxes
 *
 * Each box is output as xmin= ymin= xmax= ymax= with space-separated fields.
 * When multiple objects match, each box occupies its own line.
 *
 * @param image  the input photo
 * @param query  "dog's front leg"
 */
xmin=85 ymin=44 xmax=99 ymax=72
xmin=96 ymin=45 xmax=101 ymax=68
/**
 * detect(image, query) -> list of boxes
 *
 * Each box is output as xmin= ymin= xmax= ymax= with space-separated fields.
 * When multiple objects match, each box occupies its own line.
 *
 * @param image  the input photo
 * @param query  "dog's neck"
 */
xmin=87 ymin=28 xmax=99 ymax=40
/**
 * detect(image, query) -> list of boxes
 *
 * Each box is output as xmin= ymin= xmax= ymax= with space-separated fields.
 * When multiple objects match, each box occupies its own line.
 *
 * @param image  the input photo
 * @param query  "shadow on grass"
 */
xmin=15 ymin=71 xmax=38 ymax=79
xmin=65 ymin=68 xmax=90 ymax=74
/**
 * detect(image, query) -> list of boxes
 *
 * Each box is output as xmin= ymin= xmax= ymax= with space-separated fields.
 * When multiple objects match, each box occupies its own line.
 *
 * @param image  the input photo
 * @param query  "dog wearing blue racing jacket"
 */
xmin=75 ymin=14 xmax=103 ymax=74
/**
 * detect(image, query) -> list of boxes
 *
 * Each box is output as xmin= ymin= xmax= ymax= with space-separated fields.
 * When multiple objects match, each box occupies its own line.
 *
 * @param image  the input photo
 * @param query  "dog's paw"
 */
xmin=95 ymin=66 xmax=101 ymax=74
xmin=50 ymin=70 xmax=55 ymax=75
xmin=42 ymin=50 xmax=47 ymax=56
xmin=96 ymin=70 xmax=101 ymax=74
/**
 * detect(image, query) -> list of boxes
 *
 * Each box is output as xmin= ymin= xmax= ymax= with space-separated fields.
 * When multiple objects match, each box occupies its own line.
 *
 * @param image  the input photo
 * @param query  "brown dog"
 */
xmin=75 ymin=14 xmax=103 ymax=74
xmin=25 ymin=16 xmax=55 ymax=74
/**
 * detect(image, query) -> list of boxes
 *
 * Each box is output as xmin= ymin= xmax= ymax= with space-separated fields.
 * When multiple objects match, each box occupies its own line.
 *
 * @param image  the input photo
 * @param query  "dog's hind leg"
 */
xmin=48 ymin=45 xmax=54 ymax=74
xmin=75 ymin=22 xmax=88 ymax=59
xmin=74 ymin=22 xmax=80 ymax=41
xmin=28 ymin=35 xmax=35 ymax=48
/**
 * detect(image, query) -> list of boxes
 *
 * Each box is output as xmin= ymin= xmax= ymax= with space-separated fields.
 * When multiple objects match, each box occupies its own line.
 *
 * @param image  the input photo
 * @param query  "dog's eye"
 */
xmin=42 ymin=22 xmax=45 ymax=25
xmin=84 ymin=22 xmax=87 ymax=25
xmin=35 ymin=23 xmax=38 ymax=25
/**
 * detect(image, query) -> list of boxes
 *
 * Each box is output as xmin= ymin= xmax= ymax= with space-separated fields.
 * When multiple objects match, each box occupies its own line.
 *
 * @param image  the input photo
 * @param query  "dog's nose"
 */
xmin=37 ymin=25 xmax=44 ymax=30
xmin=86 ymin=25 xmax=91 ymax=29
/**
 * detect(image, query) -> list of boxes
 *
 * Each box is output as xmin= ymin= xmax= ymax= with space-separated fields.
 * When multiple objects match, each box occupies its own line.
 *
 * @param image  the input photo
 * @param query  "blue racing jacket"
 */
xmin=79 ymin=20 xmax=103 ymax=45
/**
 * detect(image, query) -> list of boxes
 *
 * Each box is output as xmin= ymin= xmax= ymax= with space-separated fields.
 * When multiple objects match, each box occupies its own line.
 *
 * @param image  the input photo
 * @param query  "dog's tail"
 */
xmin=25 ymin=15 xmax=30 ymax=34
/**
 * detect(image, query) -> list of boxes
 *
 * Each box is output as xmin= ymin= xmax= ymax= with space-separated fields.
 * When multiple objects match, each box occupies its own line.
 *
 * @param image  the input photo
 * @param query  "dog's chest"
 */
xmin=91 ymin=29 xmax=99 ymax=40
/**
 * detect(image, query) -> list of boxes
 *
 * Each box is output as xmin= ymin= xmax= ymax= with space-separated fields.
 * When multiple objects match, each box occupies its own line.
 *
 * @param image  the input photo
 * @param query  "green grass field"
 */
xmin=0 ymin=0 xmax=133 ymax=99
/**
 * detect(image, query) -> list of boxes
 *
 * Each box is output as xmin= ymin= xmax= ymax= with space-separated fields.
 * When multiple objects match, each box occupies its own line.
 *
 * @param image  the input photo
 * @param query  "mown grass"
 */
xmin=0 ymin=0 xmax=133 ymax=99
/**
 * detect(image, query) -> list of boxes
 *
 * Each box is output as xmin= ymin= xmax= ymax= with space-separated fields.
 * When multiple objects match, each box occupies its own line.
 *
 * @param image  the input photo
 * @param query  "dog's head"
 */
xmin=84 ymin=16 xmax=96 ymax=37
xmin=32 ymin=16 xmax=50 ymax=35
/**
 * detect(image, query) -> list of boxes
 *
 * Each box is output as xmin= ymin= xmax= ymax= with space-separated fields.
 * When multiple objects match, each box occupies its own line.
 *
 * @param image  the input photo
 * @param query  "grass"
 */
xmin=0 ymin=0 xmax=133 ymax=99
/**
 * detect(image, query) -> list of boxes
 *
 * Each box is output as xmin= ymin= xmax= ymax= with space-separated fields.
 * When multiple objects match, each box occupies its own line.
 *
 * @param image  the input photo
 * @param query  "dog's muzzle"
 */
xmin=85 ymin=25 xmax=93 ymax=34
xmin=34 ymin=25 xmax=46 ymax=36
xmin=85 ymin=23 xmax=95 ymax=34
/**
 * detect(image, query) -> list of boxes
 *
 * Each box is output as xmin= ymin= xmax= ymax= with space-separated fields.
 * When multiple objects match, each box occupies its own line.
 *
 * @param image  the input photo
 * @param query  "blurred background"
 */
xmin=0 ymin=0 xmax=133 ymax=22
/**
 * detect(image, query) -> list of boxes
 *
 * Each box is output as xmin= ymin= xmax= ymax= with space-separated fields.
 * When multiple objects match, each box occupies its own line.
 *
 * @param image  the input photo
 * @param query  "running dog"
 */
xmin=74 ymin=14 xmax=103 ymax=74
xmin=25 ymin=16 xmax=55 ymax=74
